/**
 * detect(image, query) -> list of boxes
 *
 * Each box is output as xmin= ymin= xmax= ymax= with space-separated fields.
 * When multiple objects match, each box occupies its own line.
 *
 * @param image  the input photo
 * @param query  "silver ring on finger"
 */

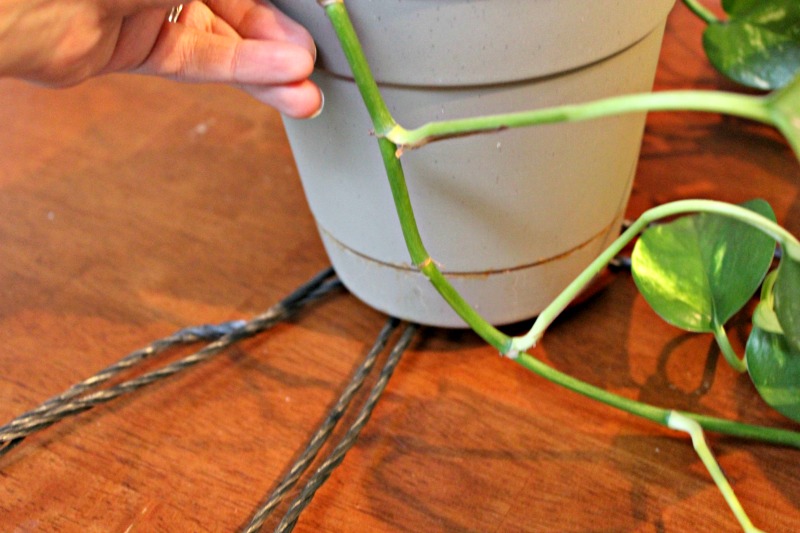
xmin=167 ymin=4 xmax=184 ymax=24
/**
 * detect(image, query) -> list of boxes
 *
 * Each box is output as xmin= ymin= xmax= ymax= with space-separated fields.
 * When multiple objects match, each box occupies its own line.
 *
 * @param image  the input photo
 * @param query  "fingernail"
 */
xmin=309 ymin=89 xmax=325 ymax=119
xmin=312 ymin=44 xmax=318 ymax=65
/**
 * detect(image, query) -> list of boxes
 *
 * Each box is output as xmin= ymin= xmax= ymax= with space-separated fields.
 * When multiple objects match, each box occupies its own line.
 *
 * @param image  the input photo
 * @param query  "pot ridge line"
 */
xmin=318 ymin=217 xmax=620 ymax=277
xmin=310 ymin=23 xmax=667 ymax=94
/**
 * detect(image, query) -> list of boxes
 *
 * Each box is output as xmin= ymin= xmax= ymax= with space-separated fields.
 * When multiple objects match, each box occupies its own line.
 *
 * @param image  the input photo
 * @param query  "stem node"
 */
xmin=417 ymin=257 xmax=433 ymax=270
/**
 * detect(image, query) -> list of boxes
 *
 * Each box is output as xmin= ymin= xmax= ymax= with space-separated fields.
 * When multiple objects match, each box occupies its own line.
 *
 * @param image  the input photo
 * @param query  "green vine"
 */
xmin=682 ymin=0 xmax=719 ymax=25
xmin=667 ymin=412 xmax=765 ymax=533
xmin=386 ymin=90 xmax=772 ymax=153
xmin=315 ymin=0 xmax=800 ymax=529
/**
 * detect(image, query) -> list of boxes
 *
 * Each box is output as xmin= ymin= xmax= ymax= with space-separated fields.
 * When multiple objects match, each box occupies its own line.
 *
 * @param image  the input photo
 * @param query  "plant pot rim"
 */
xmin=274 ymin=0 xmax=676 ymax=86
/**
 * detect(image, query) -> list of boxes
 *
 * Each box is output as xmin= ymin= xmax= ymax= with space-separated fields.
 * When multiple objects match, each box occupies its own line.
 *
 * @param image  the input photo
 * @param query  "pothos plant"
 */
xmin=315 ymin=0 xmax=800 ymax=530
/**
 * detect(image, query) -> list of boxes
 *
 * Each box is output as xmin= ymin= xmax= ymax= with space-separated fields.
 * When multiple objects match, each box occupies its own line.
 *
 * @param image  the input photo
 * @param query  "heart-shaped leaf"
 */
xmin=746 ymin=300 xmax=800 ymax=422
xmin=703 ymin=0 xmax=800 ymax=90
xmin=765 ymin=74 xmax=800 ymax=162
xmin=774 ymin=248 xmax=800 ymax=352
xmin=631 ymin=199 xmax=776 ymax=332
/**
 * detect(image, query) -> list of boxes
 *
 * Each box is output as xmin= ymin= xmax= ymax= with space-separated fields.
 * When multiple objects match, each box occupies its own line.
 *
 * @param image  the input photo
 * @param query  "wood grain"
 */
xmin=1 ymin=3 xmax=799 ymax=531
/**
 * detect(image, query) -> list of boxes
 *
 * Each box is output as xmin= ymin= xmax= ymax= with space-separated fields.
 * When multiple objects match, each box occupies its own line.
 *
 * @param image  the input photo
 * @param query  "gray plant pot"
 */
xmin=274 ymin=0 xmax=675 ymax=327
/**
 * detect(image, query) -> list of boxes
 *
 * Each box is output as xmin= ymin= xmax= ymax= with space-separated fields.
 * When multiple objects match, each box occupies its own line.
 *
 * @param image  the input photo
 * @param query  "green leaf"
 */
xmin=631 ymin=199 xmax=776 ymax=332
xmin=746 ymin=303 xmax=800 ymax=422
xmin=774 ymin=249 xmax=800 ymax=352
xmin=703 ymin=0 xmax=800 ymax=89
xmin=722 ymin=0 xmax=765 ymax=16
xmin=765 ymin=74 xmax=800 ymax=162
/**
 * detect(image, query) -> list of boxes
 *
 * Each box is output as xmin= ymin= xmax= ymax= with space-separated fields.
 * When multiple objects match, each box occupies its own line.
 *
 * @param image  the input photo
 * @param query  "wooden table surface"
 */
xmin=1 ymin=3 xmax=799 ymax=532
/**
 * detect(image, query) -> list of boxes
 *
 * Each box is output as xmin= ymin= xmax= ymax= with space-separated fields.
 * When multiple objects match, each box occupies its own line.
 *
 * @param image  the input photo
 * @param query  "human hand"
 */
xmin=0 ymin=0 xmax=322 ymax=118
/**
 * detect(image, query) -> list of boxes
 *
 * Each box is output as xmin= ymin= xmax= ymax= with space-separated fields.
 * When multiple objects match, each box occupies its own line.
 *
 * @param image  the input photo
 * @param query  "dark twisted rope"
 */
xmin=7 ymin=321 xmax=247 ymax=425
xmin=0 ymin=266 xmax=417 ymax=531
xmin=0 ymin=268 xmax=341 ymax=457
xmin=275 ymin=323 xmax=419 ymax=533
xmin=241 ymin=317 xmax=402 ymax=533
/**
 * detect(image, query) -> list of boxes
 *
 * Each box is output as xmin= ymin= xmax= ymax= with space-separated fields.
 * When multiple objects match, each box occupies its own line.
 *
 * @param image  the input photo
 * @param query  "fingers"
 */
xmin=241 ymin=79 xmax=323 ymax=119
xmin=137 ymin=22 xmax=321 ymax=117
xmin=126 ymin=1 xmax=323 ymax=117
xmin=141 ymin=24 xmax=315 ymax=85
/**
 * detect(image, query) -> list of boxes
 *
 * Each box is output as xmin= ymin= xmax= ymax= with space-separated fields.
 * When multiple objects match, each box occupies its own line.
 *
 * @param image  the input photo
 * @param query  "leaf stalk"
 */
xmin=667 ymin=412 xmax=765 ymax=533
xmin=714 ymin=323 xmax=748 ymax=373
xmin=388 ymin=91 xmax=771 ymax=152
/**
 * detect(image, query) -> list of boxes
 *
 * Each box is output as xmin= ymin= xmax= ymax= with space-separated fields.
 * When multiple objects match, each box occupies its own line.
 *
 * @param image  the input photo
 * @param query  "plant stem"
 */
xmin=322 ymin=0 xmax=395 ymax=134
xmin=681 ymin=0 xmax=721 ymax=25
xmin=321 ymin=1 xmax=509 ymax=351
xmin=785 ymin=240 xmax=800 ymax=262
xmin=321 ymin=1 xmax=800 ymax=451
xmin=387 ymin=91 xmax=771 ymax=151
xmin=515 ymin=352 xmax=800 ymax=448
xmin=714 ymin=323 xmax=748 ymax=373
xmin=667 ymin=412 xmax=765 ymax=533
xmin=376 ymin=137 xmax=510 ymax=351
xmin=510 ymin=199 xmax=800 ymax=354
